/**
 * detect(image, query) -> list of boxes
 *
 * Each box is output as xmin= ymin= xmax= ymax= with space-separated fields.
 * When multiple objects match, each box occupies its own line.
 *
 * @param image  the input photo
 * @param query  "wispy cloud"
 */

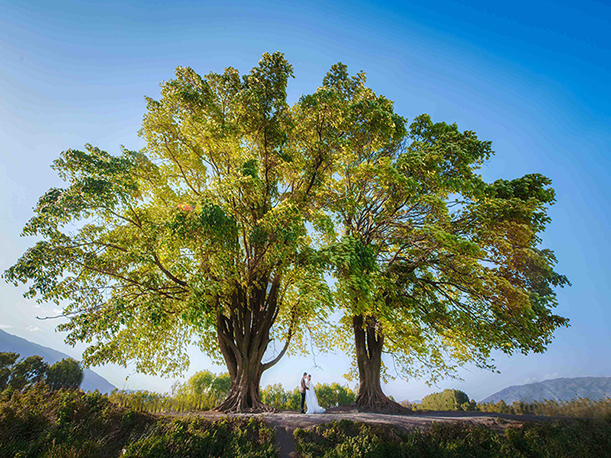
xmin=53 ymin=308 xmax=63 ymax=315
xmin=0 ymin=324 xmax=12 ymax=329
xmin=26 ymin=325 xmax=41 ymax=332
xmin=543 ymin=372 xmax=559 ymax=381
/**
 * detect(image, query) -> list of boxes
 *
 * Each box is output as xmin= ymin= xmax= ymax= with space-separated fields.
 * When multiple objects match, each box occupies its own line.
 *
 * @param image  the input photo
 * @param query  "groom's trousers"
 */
xmin=300 ymin=391 xmax=306 ymax=412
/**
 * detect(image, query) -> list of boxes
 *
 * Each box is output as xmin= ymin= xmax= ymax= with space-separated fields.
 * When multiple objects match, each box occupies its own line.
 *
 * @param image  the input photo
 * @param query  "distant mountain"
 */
xmin=0 ymin=329 xmax=116 ymax=393
xmin=482 ymin=377 xmax=611 ymax=404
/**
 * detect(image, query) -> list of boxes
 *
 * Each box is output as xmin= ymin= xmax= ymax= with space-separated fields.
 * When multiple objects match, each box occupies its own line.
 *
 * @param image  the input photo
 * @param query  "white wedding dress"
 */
xmin=305 ymin=380 xmax=326 ymax=414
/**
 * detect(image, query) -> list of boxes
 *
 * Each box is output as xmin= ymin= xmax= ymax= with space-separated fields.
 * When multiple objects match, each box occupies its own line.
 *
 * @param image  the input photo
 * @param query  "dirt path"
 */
xmin=171 ymin=409 xmax=556 ymax=458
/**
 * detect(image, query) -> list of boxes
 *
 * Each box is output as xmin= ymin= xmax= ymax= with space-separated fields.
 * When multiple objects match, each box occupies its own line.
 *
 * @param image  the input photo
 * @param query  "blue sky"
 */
xmin=0 ymin=0 xmax=609 ymax=401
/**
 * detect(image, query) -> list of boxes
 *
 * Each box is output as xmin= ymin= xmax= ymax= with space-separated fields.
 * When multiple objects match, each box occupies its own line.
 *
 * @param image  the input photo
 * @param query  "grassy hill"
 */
xmin=0 ymin=329 xmax=116 ymax=393
xmin=483 ymin=377 xmax=611 ymax=404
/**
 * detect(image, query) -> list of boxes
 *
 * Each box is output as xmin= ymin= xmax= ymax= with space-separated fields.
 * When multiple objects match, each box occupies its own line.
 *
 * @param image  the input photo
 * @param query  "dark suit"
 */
xmin=299 ymin=377 xmax=308 ymax=413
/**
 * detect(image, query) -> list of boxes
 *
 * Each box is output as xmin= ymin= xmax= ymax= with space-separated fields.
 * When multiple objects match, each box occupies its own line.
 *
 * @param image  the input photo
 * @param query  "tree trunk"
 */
xmin=214 ymin=346 xmax=270 ymax=412
xmin=353 ymin=314 xmax=408 ymax=414
xmin=214 ymin=273 xmax=291 ymax=412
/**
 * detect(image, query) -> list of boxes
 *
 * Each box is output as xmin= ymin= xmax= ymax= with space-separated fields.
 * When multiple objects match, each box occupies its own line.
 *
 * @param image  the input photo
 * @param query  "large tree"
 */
xmin=322 ymin=65 xmax=570 ymax=412
xmin=4 ymin=52 xmax=336 ymax=412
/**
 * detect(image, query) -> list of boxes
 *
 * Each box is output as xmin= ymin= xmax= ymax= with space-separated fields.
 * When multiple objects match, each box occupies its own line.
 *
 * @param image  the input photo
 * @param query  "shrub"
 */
xmin=293 ymin=418 xmax=611 ymax=458
xmin=260 ymin=382 xmax=356 ymax=411
xmin=0 ymin=383 xmax=154 ymax=457
xmin=477 ymin=397 xmax=611 ymax=420
xmin=418 ymin=389 xmax=475 ymax=411
xmin=123 ymin=417 xmax=276 ymax=458
xmin=109 ymin=371 xmax=232 ymax=413
xmin=0 ymin=384 xmax=277 ymax=457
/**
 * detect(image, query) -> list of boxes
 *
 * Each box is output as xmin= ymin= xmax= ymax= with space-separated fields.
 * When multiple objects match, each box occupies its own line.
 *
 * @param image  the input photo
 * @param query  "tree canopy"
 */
xmin=319 ymin=64 xmax=569 ymax=411
xmin=4 ymin=52 xmax=336 ymax=411
xmin=46 ymin=358 xmax=84 ymax=390
xmin=4 ymin=53 xmax=569 ymax=413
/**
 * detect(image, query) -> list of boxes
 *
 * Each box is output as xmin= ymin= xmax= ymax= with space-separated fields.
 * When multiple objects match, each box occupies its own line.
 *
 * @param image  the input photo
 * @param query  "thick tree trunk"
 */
xmin=353 ymin=314 xmax=409 ymax=414
xmin=214 ymin=273 xmax=291 ymax=413
xmin=214 ymin=346 xmax=270 ymax=412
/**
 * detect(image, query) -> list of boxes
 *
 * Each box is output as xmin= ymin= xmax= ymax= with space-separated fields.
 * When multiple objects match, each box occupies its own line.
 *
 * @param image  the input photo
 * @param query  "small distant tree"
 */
xmin=46 ymin=358 xmax=84 ymax=390
xmin=420 ymin=389 xmax=475 ymax=411
xmin=315 ymin=382 xmax=357 ymax=409
xmin=8 ymin=355 xmax=48 ymax=390
xmin=173 ymin=371 xmax=231 ymax=409
xmin=260 ymin=383 xmax=291 ymax=410
xmin=0 ymin=352 xmax=20 ymax=391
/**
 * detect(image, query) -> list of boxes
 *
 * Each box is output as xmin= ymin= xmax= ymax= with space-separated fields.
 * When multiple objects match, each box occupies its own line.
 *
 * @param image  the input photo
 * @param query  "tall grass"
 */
xmin=0 ymin=384 xmax=277 ymax=458
xmin=108 ymin=389 xmax=219 ymax=413
xmin=108 ymin=379 xmax=357 ymax=413
xmin=477 ymin=397 xmax=611 ymax=420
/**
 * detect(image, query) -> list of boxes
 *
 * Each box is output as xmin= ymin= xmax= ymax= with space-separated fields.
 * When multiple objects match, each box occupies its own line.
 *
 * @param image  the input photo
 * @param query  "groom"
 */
xmin=299 ymin=372 xmax=309 ymax=414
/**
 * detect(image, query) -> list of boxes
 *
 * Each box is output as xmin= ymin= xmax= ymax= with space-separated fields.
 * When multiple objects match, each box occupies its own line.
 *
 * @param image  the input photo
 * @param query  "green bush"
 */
xmin=260 ymin=382 xmax=356 ymax=411
xmin=477 ymin=397 xmax=611 ymax=420
xmin=0 ymin=384 xmax=277 ymax=457
xmin=123 ymin=417 xmax=276 ymax=458
xmin=109 ymin=370 xmax=231 ymax=413
xmin=0 ymin=383 xmax=154 ymax=457
xmin=417 ymin=389 xmax=476 ymax=411
xmin=293 ymin=419 xmax=611 ymax=458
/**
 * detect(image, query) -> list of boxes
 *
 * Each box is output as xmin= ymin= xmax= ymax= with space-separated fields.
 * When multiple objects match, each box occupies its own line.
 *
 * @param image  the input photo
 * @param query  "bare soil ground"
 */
xmin=165 ymin=408 xmax=559 ymax=458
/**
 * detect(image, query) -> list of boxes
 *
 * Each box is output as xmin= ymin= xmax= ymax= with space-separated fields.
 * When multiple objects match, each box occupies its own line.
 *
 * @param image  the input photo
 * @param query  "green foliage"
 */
xmin=260 ymin=383 xmax=357 ymax=411
xmin=293 ymin=419 xmax=611 ymax=458
xmin=263 ymin=382 xmax=357 ymax=411
xmin=109 ymin=371 xmax=231 ymax=413
xmin=122 ymin=417 xmax=276 ymax=458
xmin=0 ymin=384 xmax=276 ymax=457
xmin=173 ymin=370 xmax=231 ymax=408
xmin=0 ymin=352 xmax=20 ymax=391
xmin=315 ymin=382 xmax=357 ymax=409
xmin=0 ymin=383 xmax=154 ymax=457
xmin=2 ymin=354 xmax=49 ymax=391
xmin=417 ymin=389 xmax=476 ymax=412
xmin=478 ymin=397 xmax=611 ymax=420
xmin=3 ymin=52 xmax=335 ymax=383
xmin=260 ymin=383 xmax=297 ymax=410
xmin=46 ymin=358 xmax=83 ymax=390
xmin=320 ymin=62 xmax=570 ymax=387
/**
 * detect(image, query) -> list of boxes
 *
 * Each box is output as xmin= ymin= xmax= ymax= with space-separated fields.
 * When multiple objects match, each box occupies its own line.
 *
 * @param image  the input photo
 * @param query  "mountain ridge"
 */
xmin=0 ymin=329 xmax=116 ymax=393
xmin=482 ymin=376 xmax=611 ymax=404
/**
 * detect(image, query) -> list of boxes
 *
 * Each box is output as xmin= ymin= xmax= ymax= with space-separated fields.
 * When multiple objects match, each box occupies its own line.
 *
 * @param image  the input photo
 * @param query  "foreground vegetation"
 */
xmin=477 ymin=397 xmax=611 ymax=420
xmin=3 ymin=386 xmax=611 ymax=457
xmin=404 ymin=388 xmax=611 ymax=421
xmin=294 ymin=419 xmax=611 ymax=458
xmin=0 ymin=384 xmax=276 ymax=458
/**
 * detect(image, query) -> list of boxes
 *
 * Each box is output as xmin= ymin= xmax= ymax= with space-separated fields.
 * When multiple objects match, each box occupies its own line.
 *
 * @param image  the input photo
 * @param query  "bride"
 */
xmin=305 ymin=374 xmax=326 ymax=414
